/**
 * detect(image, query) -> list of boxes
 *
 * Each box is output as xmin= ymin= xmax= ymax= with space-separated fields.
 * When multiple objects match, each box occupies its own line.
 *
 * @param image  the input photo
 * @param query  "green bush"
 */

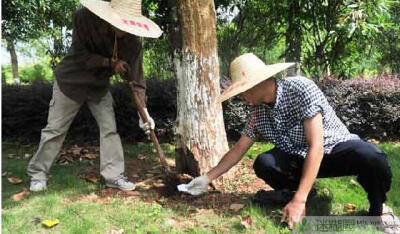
xmin=1 ymin=61 xmax=54 ymax=84
xmin=19 ymin=63 xmax=53 ymax=83
xmin=2 ymin=75 xmax=399 ymax=142
xmin=320 ymin=74 xmax=400 ymax=140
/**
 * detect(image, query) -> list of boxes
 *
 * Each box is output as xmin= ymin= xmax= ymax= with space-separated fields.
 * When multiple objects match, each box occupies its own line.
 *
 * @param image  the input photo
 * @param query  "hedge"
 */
xmin=2 ymin=74 xmax=399 ymax=143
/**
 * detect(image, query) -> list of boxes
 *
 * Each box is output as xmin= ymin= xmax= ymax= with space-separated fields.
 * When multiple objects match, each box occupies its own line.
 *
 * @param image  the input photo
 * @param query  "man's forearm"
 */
xmin=206 ymin=136 xmax=253 ymax=181
xmin=206 ymin=147 xmax=244 ymax=181
xmin=294 ymin=146 xmax=324 ymax=202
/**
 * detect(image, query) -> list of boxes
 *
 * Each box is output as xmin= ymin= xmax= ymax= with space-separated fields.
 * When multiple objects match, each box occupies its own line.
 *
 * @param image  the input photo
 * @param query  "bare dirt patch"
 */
xmin=69 ymin=143 xmax=271 ymax=214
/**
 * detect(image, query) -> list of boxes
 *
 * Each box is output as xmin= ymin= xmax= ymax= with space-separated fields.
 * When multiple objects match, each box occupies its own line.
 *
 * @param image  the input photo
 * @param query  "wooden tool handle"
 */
xmin=132 ymin=92 xmax=171 ymax=172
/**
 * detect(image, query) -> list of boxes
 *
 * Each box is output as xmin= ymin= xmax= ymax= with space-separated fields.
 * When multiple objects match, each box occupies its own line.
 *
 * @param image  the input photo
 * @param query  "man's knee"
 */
xmin=355 ymin=143 xmax=388 ymax=169
xmin=253 ymin=153 xmax=275 ymax=178
xmin=99 ymin=122 xmax=118 ymax=137
xmin=41 ymin=124 xmax=68 ymax=140
xmin=355 ymin=143 xmax=392 ymax=187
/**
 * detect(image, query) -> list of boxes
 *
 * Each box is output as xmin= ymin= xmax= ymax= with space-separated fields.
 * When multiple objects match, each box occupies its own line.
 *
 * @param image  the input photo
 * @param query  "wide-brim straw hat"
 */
xmin=81 ymin=0 xmax=162 ymax=38
xmin=218 ymin=53 xmax=295 ymax=102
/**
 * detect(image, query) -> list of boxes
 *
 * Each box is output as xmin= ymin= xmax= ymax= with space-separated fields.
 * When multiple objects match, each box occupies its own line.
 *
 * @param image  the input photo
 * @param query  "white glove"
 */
xmin=177 ymin=175 xmax=210 ymax=196
xmin=138 ymin=108 xmax=155 ymax=135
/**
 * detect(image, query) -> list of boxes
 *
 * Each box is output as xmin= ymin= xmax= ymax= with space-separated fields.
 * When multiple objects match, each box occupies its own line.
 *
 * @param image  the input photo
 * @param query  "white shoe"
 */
xmin=106 ymin=176 xmax=135 ymax=191
xmin=30 ymin=180 xmax=47 ymax=192
xmin=381 ymin=204 xmax=400 ymax=234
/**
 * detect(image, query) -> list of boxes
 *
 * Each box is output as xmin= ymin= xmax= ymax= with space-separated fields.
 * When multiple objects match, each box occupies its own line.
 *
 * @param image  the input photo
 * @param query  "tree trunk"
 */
xmin=6 ymin=36 xmax=20 ymax=84
xmin=173 ymin=0 xmax=232 ymax=184
xmin=286 ymin=0 xmax=302 ymax=76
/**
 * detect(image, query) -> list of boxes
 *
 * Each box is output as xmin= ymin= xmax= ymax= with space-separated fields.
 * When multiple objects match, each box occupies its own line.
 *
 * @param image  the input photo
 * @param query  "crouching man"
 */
xmin=182 ymin=53 xmax=397 ymax=231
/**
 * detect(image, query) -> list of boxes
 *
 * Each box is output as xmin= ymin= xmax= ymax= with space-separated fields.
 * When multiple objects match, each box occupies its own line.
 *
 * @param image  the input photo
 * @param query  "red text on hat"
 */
xmin=122 ymin=19 xmax=149 ymax=31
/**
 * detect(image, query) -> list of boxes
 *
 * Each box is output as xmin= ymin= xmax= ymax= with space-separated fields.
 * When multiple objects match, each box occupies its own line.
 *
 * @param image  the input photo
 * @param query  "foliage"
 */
xmin=1 ymin=80 xmax=176 ymax=142
xmin=222 ymin=97 xmax=251 ymax=141
xmin=2 ymin=0 xmax=42 ymax=41
xmin=217 ymin=0 xmax=286 ymax=75
xmin=3 ymin=0 xmax=399 ymax=79
xmin=142 ymin=37 xmax=175 ymax=80
xmin=2 ymin=74 xmax=399 ymax=142
xmin=320 ymin=73 xmax=400 ymax=140
xmin=2 ymin=60 xmax=54 ymax=84
xmin=378 ymin=2 xmax=400 ymax=73
xmin=2 ymin=0 xmax=80 ymax=68
xmin=216 ymin=0 xmax=399 ymax=79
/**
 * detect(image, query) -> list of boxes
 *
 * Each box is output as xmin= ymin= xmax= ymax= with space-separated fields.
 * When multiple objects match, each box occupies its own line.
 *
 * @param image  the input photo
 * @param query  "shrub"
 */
xmin=320 ymin=73 xmax=400 ymax=140
xmin=2 ymin=74 xmax=400 ymax=142
xmin=1 ymin=80 xmax=176 ymax=143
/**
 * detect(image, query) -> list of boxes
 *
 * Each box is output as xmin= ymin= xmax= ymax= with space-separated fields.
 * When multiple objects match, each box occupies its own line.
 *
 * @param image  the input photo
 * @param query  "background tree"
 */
xmin=2 ymin=0 xmax=40 ymax=83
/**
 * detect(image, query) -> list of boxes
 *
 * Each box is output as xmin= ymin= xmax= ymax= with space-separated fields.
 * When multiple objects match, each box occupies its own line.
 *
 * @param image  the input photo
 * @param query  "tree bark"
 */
xmin=286 ymin=0 xmax=302 ymax=76
xmin=6 ymin=36 xmax=20 ymax=84
xmin=173 ymin=0 xmax=232 ymax=185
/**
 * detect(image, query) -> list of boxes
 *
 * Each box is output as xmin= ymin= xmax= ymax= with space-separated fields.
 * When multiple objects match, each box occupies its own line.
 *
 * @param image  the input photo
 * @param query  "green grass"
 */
xmin=2 ymin=141 xmax=399 ymax=233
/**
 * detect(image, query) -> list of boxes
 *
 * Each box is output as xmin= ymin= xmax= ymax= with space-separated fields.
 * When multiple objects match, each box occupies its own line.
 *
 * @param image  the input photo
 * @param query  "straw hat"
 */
xmin=81 ymin=0 xmax=162 ymax=38
xmin=218 ymin=53 xmax=295 ymax=102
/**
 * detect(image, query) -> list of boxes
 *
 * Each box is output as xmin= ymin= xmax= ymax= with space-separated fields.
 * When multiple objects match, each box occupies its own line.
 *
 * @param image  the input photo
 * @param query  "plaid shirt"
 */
xmin=243 ymin=76 xmax=359 ymax=157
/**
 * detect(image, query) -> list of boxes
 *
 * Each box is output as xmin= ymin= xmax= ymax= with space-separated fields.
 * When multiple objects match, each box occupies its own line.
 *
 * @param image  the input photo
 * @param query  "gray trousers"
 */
xmin=27 ymin=82 xmax=125 ymax=182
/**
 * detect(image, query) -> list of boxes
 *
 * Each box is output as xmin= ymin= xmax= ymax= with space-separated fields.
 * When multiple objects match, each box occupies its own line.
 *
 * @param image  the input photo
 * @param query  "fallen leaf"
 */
xmin=345 ymin=203 xmax=357 ymax=212
xmin=71 ymin=145 xmax=82 ymax=156
xmin=42 ymin=219 xmax=59 ymax=228
xmin=2 ymin=171 xmax=12 ymax=177
xmin=12 ymin=189 xmax=30 ymax=201
xmin=105 ymin=229 xmax=124 ymax=234
xmin=83 ymin=153 xmax=99 ymax=159
xmin=8 ymin=176 xmax=23 ymax=184
xmin=85 ymin=174 xmax=99 ymax=184
xmin=152 ymin=182 xmax=165 ymax=188
xmin=349 ymin=179 xmax=359 ymax=186
xmin=136 ymin=183 xmax=151 ymax=190
xmin=123 ymin=191 xmax=140 ymax=196
xmin=241 ymin=215 xmax=252 ymax=228
xmin=367 ymin=139 xmax=380 ymax=144
xmin=165 ymin=218 xmax=176 ymax=226
xmin=230 ymin=203 xmax=245 ymax=212
xmin=59 ymin=155 xmax=74 ymax=163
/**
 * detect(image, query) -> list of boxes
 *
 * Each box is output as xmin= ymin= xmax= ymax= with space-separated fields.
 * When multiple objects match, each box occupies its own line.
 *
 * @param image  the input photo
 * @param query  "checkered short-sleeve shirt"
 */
xmin=242 ymin=76 xmax=359 ymax=157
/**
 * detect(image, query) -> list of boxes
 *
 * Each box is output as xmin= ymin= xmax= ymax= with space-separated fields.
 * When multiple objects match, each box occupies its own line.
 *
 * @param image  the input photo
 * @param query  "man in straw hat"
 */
xmin=180 ymin=53 xmax=395 ymax=229
xmin=27 ymin=0 xmax=162 ymax=192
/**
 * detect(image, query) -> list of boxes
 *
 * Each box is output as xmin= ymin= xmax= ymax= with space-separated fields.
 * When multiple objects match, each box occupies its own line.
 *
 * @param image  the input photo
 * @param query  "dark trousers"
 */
xmin=253 ymin=139 xmax=392 ymax=215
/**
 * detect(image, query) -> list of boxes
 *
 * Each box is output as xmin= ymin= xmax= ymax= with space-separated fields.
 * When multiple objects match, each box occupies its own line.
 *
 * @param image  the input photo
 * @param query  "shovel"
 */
xmin=131 ymin=87 xmax=217 ymax=193
xmin=132 ymin=91 xmax=173 ymax=174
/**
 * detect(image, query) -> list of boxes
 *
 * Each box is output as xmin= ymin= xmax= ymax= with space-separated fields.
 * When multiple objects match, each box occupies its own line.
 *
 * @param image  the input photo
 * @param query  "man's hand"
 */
xmin=138 ymin=108 xmax=155 ymax=135
xmin=281 ymin=198 xmax=306 ymax=229
xmin=178 ymin=175 xmax=210 ymax=196
xmin=112 ymin=59 xmax=129 ymax=75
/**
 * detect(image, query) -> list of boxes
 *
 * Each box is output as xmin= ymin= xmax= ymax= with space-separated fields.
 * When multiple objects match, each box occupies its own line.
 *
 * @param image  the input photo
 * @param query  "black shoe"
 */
xmin=252 ymin=189 xmax=295 ymax=206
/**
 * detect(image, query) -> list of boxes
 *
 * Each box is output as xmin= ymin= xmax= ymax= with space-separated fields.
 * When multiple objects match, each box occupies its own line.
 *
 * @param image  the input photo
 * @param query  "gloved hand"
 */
xmin=177 ymin=175 xmax=210 ymax=196
xmin=138 ymin=108 xmax=155 ymax=135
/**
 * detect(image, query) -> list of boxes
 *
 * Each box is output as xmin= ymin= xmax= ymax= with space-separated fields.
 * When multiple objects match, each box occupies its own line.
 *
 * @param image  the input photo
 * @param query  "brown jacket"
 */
xmin=55 ymin=7 xmax=146 ymax=104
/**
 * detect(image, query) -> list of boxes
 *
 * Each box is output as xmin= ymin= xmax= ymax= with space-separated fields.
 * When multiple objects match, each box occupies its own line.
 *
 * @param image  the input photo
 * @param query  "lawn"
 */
xmin=2 ymin=140 xmax=399 ymax=233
